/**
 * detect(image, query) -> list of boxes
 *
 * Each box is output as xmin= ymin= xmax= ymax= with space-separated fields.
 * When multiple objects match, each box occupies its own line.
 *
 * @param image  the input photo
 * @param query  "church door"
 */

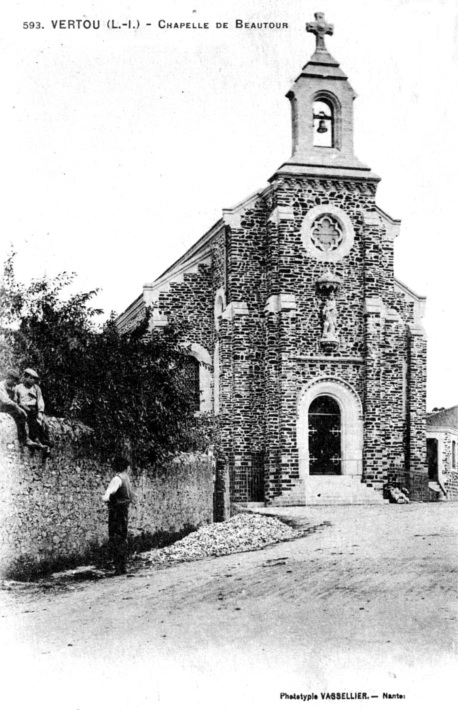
xmin=309 ymin=395 xmax=342 ymax=475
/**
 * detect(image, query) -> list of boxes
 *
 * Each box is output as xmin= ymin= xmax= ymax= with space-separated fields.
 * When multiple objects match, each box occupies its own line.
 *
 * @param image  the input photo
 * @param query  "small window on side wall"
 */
xmin=313 ymin=99 xmax=334 ymax=147
xmin=452 ymin=440 xmax=456 ymax=469
xmin=183 ymin=355 xmax=200 ymax=412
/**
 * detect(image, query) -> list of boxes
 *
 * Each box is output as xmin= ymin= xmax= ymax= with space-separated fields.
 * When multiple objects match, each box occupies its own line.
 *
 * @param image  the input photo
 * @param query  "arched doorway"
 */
xmin=297 ymin=376 xmax=363 ymax=479
xmin=309 ymin=395 xmax=341 ymax=475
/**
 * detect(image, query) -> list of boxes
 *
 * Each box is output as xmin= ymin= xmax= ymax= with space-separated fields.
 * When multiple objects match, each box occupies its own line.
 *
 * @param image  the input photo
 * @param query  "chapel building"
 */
xmin=117 ymin=13 xmax=429 ymax=506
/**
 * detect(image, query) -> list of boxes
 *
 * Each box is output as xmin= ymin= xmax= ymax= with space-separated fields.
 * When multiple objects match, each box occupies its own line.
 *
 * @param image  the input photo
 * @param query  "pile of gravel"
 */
xmin=146 ymin=513 xmax=302 ymax=564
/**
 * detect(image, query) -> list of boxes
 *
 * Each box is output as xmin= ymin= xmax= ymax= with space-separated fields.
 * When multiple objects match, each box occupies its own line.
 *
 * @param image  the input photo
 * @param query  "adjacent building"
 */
xmin=427 ymin=407 xmax=458 ymax=500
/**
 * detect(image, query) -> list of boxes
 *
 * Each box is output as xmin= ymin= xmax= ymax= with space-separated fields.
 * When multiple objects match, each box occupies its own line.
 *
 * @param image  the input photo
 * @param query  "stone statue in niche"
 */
xmin=316 ymin=269 xmax=342 ymax=349
xmin=322 ymin=293 xmax=338 ymax=340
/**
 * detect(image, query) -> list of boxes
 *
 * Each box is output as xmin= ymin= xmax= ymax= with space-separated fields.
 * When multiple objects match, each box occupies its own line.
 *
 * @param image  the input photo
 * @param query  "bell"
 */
xmin=317 ymin=119 xmax=328 ymax=133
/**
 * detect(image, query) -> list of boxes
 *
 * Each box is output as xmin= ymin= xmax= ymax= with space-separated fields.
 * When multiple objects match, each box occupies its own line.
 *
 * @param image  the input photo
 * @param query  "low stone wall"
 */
xmin=0 ymin=414 xmax=214 ymax=575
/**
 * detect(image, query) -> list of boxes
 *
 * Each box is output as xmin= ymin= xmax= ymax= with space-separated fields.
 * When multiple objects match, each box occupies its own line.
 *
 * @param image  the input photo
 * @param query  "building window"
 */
xmin=301 ymin=204 xmax=355 ymax=263
xmin=183 ymin=355 xmax=200 ymax=412
xmin=214 ymin=289 xmax=226 ymax=332
xmin=308 ymin=395 xmax=341 ymax=475
xmin=310 ymin=213 xmax=343 ymax=254
xmin=313 ymin=99 xmax=334 ymax=147
xmin=452 ymin=440 xmax=456 ymax=469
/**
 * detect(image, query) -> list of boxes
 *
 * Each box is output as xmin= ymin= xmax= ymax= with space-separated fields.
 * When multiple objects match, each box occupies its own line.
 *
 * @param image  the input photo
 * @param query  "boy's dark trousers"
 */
xmin=25 ymin=408 xmax=51 ymax=446
xmin=108 ymin=504 xmax=129 ymax=573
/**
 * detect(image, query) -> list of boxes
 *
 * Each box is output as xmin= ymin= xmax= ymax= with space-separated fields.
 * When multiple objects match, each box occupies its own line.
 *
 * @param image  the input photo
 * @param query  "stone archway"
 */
xmin=297 ymin=377 xmax=363 ymax=480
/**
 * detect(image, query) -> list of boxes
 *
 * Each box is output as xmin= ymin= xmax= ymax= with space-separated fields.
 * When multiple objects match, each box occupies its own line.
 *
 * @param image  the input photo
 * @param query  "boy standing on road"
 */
xmin=102 ymin=456 xmax=134 ymax=575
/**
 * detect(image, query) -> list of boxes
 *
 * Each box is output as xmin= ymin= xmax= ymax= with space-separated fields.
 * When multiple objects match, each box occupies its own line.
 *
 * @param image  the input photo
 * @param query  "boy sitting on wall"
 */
xmin=14 ymin=368 xmax=51 ymax=449
xmin=0 ymin=368 xmax=28 ymax=444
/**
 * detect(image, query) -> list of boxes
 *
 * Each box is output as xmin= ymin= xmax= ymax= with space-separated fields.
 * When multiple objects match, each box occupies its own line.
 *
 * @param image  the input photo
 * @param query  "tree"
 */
xmin=0 ymin=255 xmax=204 ymax=465
xmin=75 ymin=315 xmax=202 ymax=464
xmin=1 ymin=253 xmax=103 ymax=415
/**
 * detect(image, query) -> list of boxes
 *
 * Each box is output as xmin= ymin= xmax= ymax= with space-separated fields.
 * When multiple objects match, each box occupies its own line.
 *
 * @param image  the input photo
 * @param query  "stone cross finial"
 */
xmin=306 ymin=12 xmax=334 ymax=52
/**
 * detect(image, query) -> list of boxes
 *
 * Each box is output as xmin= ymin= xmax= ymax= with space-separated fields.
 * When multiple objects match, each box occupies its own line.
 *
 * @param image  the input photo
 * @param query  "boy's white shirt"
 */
xmin=102 ymin=475 xmax=122 ymax=501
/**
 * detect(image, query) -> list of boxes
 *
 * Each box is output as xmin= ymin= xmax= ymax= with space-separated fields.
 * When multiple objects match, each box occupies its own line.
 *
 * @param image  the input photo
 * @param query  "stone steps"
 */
xmin=238 ymin=476 xmax=388 ymax=508
xmin=305 ymin=476 xmax=387 ymax=506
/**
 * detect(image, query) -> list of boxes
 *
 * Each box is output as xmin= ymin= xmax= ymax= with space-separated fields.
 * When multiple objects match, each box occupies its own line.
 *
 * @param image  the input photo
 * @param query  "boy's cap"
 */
xmin=24 ymin=368 xmax=39 ymax=378
xmin=6 ymin=368 xmax=20 ymax=379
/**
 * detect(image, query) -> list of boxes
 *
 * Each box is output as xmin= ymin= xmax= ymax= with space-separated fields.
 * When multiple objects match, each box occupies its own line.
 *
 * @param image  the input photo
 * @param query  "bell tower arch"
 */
xmin=279 ymin=11 xmax=378 ymax=180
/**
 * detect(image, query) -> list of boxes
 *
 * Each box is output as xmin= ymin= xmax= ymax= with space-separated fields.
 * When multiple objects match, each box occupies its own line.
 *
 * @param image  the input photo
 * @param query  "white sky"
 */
xmin=2 ymin=0 xmax=458 ymax=410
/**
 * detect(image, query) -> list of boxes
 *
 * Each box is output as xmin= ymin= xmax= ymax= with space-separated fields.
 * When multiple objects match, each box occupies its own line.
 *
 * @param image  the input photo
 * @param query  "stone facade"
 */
xmin=117 ymin=14 xmax=428 ymax=506
xmin=0 ymin=415 xmax=214 ymax=574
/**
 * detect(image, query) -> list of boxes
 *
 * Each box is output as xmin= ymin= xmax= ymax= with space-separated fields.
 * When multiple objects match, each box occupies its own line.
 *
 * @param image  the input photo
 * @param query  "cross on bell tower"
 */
xmin=306 ymin=12 xmax=334 ymax=53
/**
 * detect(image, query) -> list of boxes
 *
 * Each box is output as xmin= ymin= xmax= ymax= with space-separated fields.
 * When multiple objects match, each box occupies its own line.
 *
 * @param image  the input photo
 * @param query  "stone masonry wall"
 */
xmin=406 ymin=326 xmax=428 ymax=499
xmin=272 ymin=177 xmax=375 ymax=359
xmin=0 ymin=415 xmax=214 ymax=575
xmin=443 ymin=433 xmax=458 ymax=501
xmin=218 ymin=198 xmax=269 ymax=502
xmin=157 ymin=263 xmax=213 ymax=355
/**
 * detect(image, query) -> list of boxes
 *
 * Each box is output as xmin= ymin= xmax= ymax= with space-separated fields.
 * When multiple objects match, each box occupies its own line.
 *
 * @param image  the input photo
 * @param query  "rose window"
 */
xmin=310 ymin=214 xmax=343 ymax=253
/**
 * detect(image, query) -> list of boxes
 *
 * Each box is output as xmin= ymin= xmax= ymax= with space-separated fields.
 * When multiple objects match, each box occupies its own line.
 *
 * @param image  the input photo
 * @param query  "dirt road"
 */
xmin=1 ymin=503 xmax=457 ymax=710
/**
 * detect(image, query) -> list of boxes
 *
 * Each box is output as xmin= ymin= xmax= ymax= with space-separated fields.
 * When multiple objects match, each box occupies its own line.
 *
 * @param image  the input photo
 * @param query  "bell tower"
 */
xmin=278 ymin=12 xmax=378 ymax=180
